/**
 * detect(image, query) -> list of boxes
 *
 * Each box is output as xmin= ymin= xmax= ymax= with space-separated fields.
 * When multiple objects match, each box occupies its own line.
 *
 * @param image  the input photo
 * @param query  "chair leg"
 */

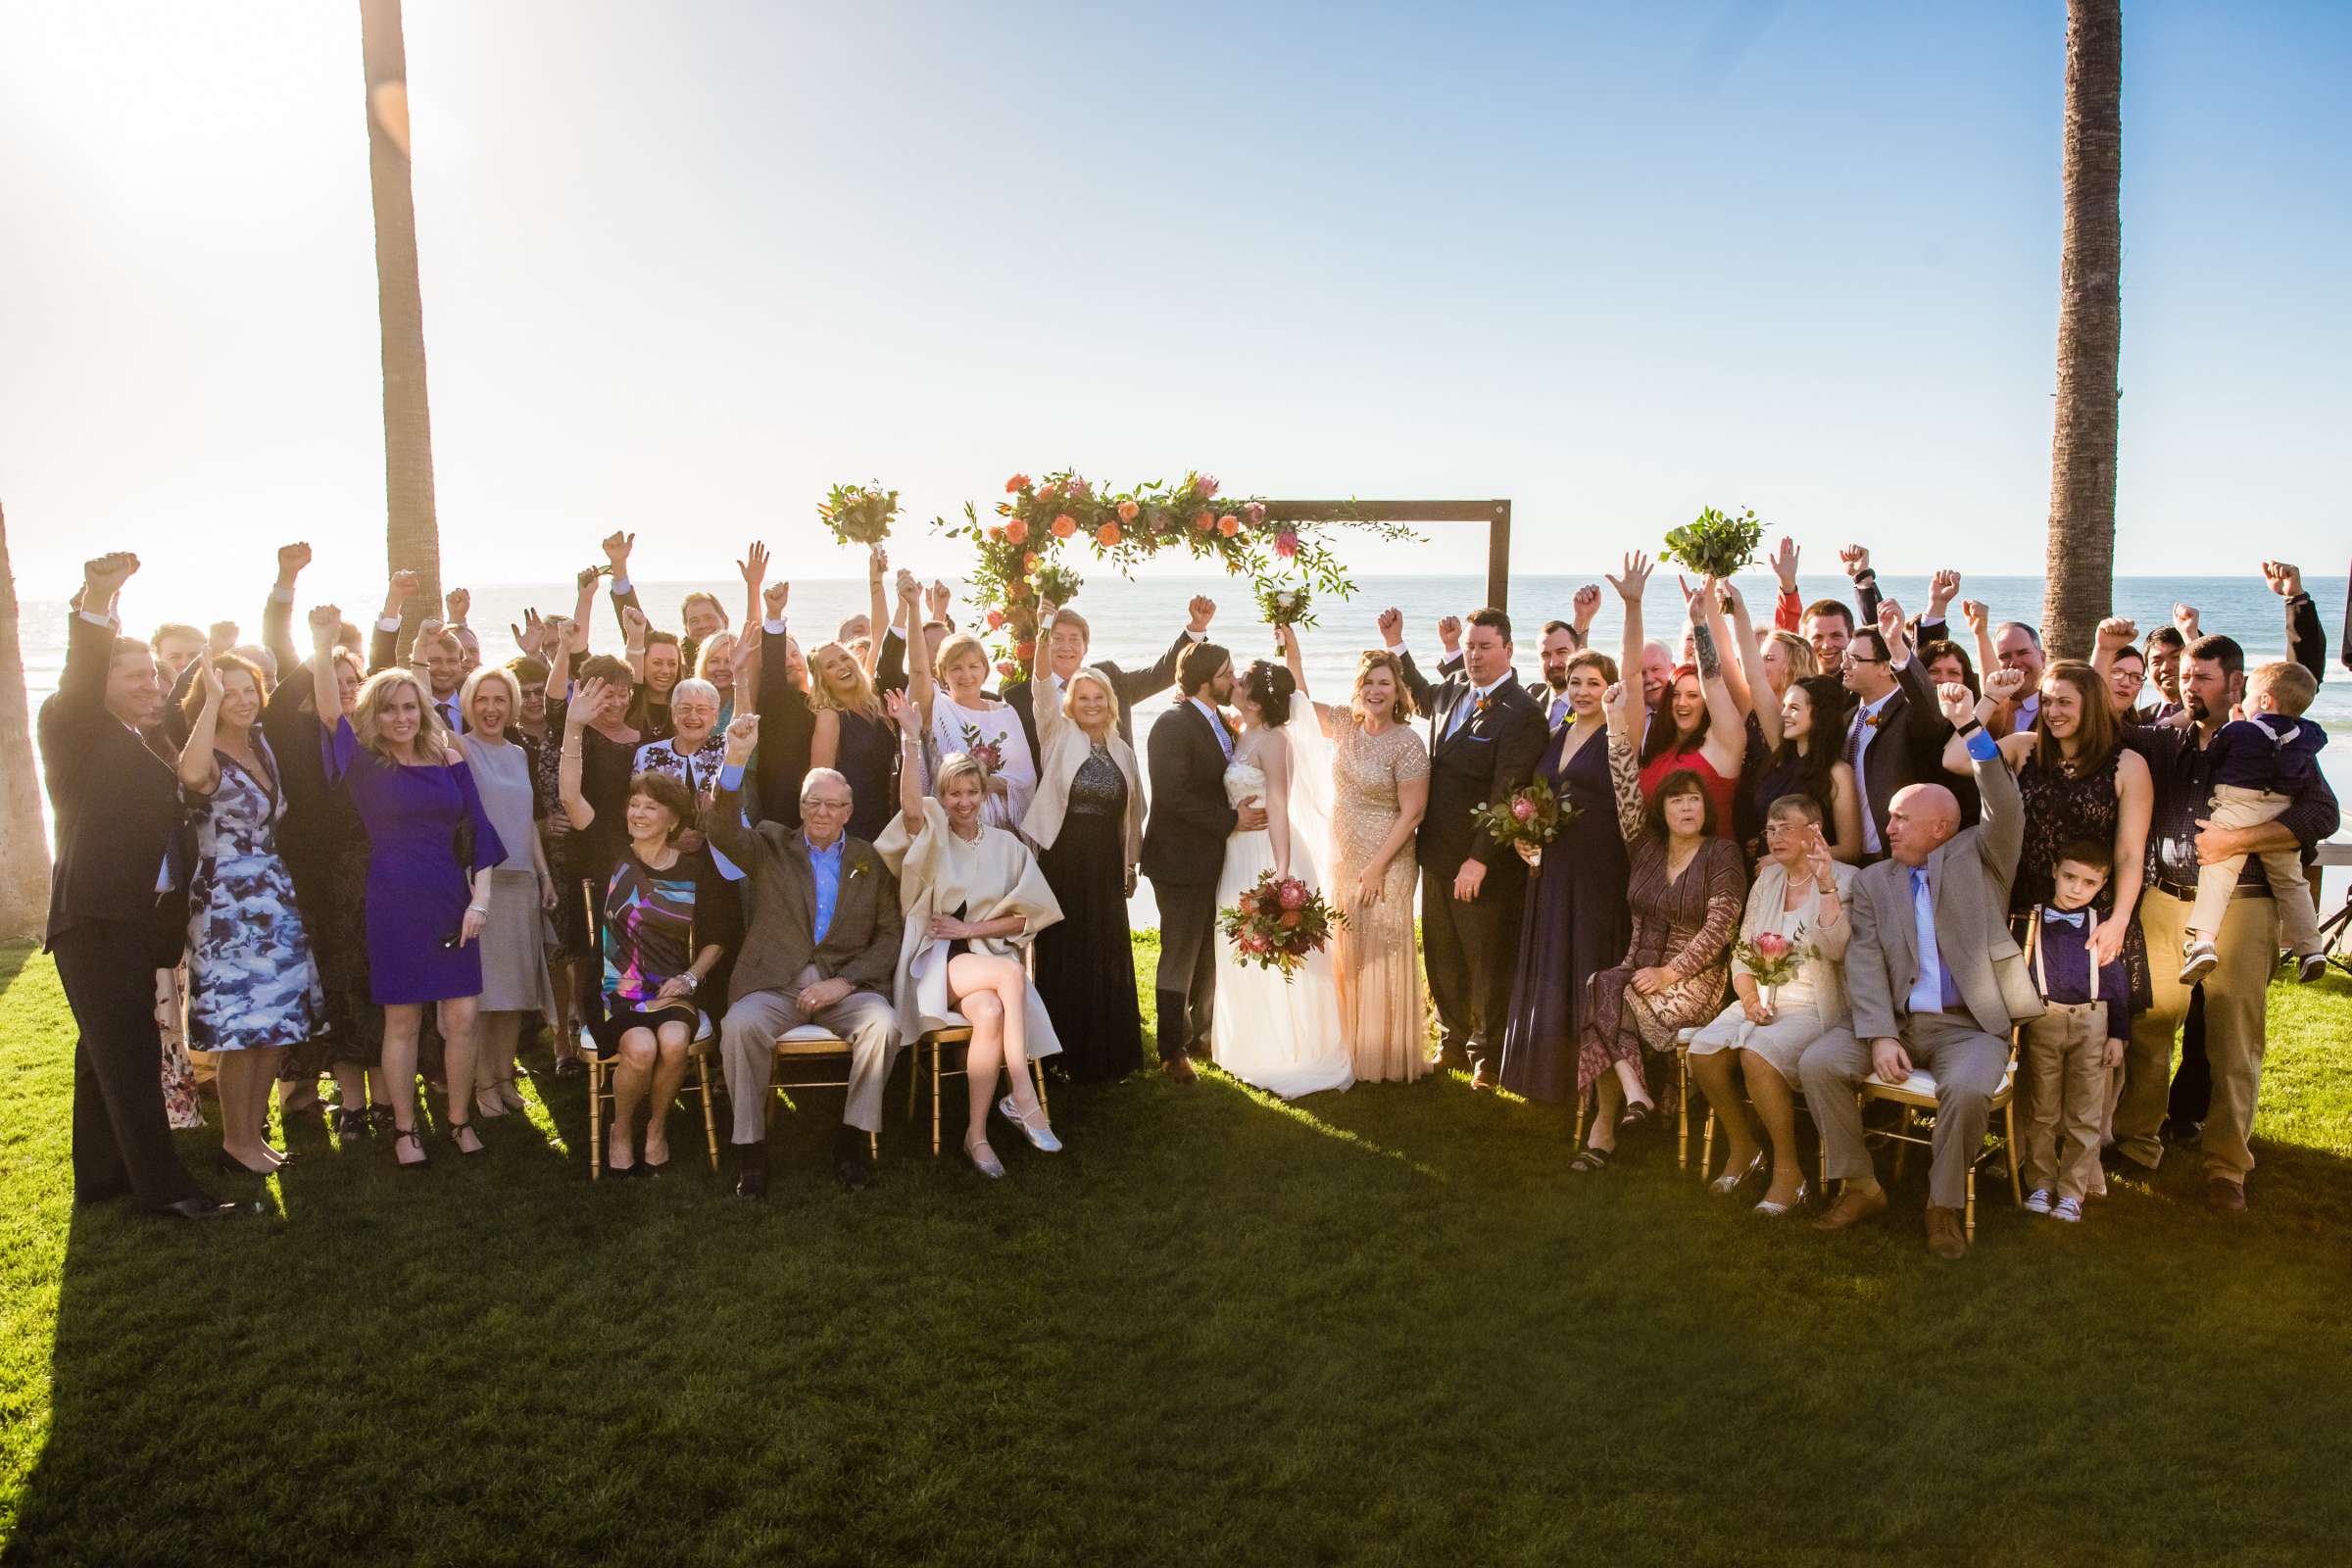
xmin=1966 ymin=1164 xmax=1977 ymax=1243
xmin=696 ymin=1054 xmax=718 ymax=1173
xmin=1676 ymin=1051 xmax=1690 ymax=1171
xmin=1033 ymin=1060 xmax=1049 ymax=1117
xmin=1894 ymin=1106 xmax=1913 ymax=1181
xmin=586 ymin=1057 xmax=604 ymax=1181
xmin=1573 ymin=1089 xmax=1587 ymax=1151
xmin=2004 ymin=1102 xmax=2022 ymax=1202
xmin=930 ymin=1042 xmax=942 ymax=1158
xmin=1702 ymin=1107 xmax=1716 ymax=1179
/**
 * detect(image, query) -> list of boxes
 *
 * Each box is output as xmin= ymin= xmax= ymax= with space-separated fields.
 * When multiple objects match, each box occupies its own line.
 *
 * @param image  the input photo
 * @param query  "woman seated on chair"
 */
xmin=560 ymin=678 xmax=742 ymax=1176
xmin=1685 ymin=793 xmax=1855 ymax=1215
xmin=876 ymin=691 xmax=1065 ymax=1179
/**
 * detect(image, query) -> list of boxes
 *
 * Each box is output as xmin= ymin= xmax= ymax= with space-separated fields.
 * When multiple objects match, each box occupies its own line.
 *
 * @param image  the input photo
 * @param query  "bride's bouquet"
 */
xmin=1469 ymin=779 xmax=1574 ymax=866
xmin=1254 ymin=579 xmax=1313 ymax=648
xmin=1219 ymin=870 xmax=1345 ymax=980
xmin=819 ymin=481 xmax=899 ymax=548
xmin=1660 ymin=505 xmax=1763 ymax=580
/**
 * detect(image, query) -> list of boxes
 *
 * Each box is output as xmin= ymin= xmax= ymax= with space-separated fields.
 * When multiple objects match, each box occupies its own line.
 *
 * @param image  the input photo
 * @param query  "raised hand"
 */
xmin=208 ymin=621 xmax=239 ymax=654
xmin=764 ymin=580 xmax=791 ymax=620
xmin=1437 ymin=614 xmax=1462 ymax=652
xmin=1959 ymin=598 xmax=1989 ymax=635
xmin=566 ymin=677 xmax=607 ymax=728
xmin=1605 ymin=550 xmax=1652 ymax=604
xmin=601 ymin=530 xmax=635 ymax=572
xmin=883 ymin=687 xmax=914 ymax=728
xmin=1928 ymin=568 xmax=1961 ymax=614
xmin=1377 ymin=607 xmax=1403 ymax=646
xmin=512 ymin=608 xmax=546 ymax=657
xmin=1799 ymin=824 xmax=1837 ymax=888
xmin=739 ymin=540 xmax=770 ymax=587
xmin=445 ymin=587 xmax=470 ymax=622
xmin=2172 ymin=601 xmax=2200 ymax=638
xmin=620 ymin=605 xmax=648 ymax=646
xmin=867 ymin=544 xmax=887 ymax=581
xmin=196 ymin=649 xmax=224 ymax=707
xmin=81 ymin=551 xmax=140 ymax=603
xmin=276 ymin=542 xmax=313 ymax=580
xmin=1876 ymin=597 xmax=1908 ymax=652
xmin=1768 ymin=535 xmax=1799 ymax=589
xmin=1839 ymin=544 xmax=1872 ymax=579
xmin=1188 ymin=595 xmax=1216 ymax=632
xmin=309 ymin=604 xmax=341 ymax=649
xmin=1984 ymin=666 xmax=2030 ymax=706
xmin=723 ymin=712 xmax=760 ymax=764
xmin=387 ymin=568 xmax=418 ymax=604
xmin=2261 ymin=560 xmax=2303 ymax=599
xmin=576 ymin=564 xmax=604 ymax=592
xmin=926 ymin=580 xmax=952 ymax=619
xmin=1936 ymin=680 xmax=1975 ymax=728
xmin=2094 ymin=615 xmax=2136 ymax=652
xmin=1572 ymin=583 xmax=1602 ymax=624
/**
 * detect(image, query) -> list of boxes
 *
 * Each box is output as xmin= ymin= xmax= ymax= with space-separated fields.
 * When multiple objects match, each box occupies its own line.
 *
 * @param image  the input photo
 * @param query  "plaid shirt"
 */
xmin=2128 ymin=722 xmax=2339 ymax=902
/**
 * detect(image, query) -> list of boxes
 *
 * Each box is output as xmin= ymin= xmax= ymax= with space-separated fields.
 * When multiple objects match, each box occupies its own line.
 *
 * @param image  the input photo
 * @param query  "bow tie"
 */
xmin=2042 ymin=907 xmax=2086 ymax=928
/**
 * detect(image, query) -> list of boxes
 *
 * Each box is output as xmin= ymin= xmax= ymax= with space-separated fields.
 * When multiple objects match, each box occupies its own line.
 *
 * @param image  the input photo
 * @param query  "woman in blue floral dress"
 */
xmin=179 ymin=652 xmax=324 ymax=1175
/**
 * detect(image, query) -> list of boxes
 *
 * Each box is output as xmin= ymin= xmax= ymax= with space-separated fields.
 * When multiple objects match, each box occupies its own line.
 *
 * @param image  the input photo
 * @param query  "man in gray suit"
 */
xmin=710 ymin=717 xmax=905 ymax=1198
xmin=1799 ymin=679 xmax=2029 ymax=1259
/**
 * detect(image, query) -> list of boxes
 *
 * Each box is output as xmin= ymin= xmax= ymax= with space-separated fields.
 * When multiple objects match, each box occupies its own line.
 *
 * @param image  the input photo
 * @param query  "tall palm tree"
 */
xmin=360 ymin=0 xmax=442 ymax=648
xmin=0 ymin=505 xmax=55 ymax=939
xmin=2040 ymin=0 xmax=2123 ymax=661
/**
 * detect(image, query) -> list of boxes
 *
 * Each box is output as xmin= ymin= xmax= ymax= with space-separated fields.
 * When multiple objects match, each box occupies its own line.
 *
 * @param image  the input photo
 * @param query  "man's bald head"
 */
xmin=1885 ymin=783 xmax=1960 ymax=867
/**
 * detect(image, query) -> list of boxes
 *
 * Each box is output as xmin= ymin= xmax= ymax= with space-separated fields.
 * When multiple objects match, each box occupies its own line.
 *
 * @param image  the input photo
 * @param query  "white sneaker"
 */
xmin=2052 ymin=1195 xmax=2084 ymax=1223
xmin=2023 ymin=1187 xmax=2053 ymax=1215
xmin=2179 ymin=939 xmax=2220 ymax=985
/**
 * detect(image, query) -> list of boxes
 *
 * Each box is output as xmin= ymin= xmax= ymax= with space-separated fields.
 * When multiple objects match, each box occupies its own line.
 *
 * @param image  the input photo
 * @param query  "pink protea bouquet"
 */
xmin=1218 ymin=869 xmax=1345 ymax=980
xmin=1469 ymin=779 xmax=1571 ymax=864
xmin=1734 ymin=930 xmax=1809 ymax=990
xmin=957 ymin=720 xmax=1005 ymax=777
xmin=819 ymin=481 xmax=899 ymax=548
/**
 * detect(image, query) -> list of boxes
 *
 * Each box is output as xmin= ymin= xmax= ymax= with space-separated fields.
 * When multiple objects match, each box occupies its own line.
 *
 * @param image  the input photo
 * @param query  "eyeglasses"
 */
xmin=1843 ymin=654 xmax=1886 ymax=666
xmin=803 ymin=797 xmax=853 ymax=812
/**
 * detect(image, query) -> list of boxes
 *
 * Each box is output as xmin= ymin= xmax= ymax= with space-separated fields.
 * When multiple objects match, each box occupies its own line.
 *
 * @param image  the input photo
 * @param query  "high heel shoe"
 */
xmin=997 ymin=1095 xmax=1062 ymax=1153
xmin=497 ymin=1077 xmax=528 ymax=1113
xmin=392 ymin=1129 xmax=431 ymax=1170
xmin=1755 ymin=1180 xmax=1809 ymax=1217
xmin=1708 ymin=1151 xmax=1764 ymax=1198
xmin=215 ymin=1151 xmax=275 ymax=1177
xmin=473 ymin=1087 xmax=510 ymax=1119
xmin=448 ymin=1121 xmax=486 ymax=1157
xmin=963 ymin=1135 xmax=1005 ymax=1180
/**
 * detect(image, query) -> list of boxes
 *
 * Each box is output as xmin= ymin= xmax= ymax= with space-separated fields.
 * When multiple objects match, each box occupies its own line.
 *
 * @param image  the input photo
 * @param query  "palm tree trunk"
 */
xmin=360 ymin=0 xmax=441 ymax=653
xmin=0 ymin=506 xmax=56 ymax=939
xmin=2040 ymin=0 xmax=2123 ymax=662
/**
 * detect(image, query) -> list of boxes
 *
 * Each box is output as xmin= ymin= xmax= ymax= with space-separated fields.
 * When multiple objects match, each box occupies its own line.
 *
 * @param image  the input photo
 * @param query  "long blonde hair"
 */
xmin=354 ymin=667 xmax=450 ymax=762
xmin=809 ymin=640 xmax=885 ymax=718
xmin=1766 ymin=629 xmax=1819 ymax=682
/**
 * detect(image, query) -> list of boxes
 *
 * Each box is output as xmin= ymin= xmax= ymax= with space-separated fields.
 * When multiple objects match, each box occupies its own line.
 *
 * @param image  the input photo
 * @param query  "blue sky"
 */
xmin=2 ymin=0 xmax=2347 ymax=613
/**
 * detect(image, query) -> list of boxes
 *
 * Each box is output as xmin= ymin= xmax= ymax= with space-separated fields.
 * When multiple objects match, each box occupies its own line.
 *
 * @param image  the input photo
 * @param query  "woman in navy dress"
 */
xmin=308 ymin=608 xmax=506 ymax=1168
xmin=1497 ymin=648 xmax=1630 ymax=1103
xmin=179 ymin=650 xmax=324 ymax=1176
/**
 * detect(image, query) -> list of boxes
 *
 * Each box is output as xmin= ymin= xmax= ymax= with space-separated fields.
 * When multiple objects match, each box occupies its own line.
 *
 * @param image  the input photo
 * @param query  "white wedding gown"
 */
xmin=1209 ymin=726 xmax=1354 ymax=1100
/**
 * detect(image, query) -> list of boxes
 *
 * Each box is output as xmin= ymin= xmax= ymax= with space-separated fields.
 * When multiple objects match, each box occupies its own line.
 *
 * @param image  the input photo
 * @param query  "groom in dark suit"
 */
xmin=39 ymin=551 xmax=233 ymax=1221
xmin=1392 ymin=606 xmax=1546 ymax=1082
xmin=1141 ymin=643 xmax=1266 ymax=1083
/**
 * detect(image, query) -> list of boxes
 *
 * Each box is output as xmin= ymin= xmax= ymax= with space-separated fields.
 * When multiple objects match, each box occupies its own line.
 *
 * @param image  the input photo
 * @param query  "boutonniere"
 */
xmin=1471 ymin=695 xmax=1491 ymax=718
xmin=847 ymin=859 xmax=869 ymax=879
xmin=1861 ymin=711 xmax=1883 ymax=729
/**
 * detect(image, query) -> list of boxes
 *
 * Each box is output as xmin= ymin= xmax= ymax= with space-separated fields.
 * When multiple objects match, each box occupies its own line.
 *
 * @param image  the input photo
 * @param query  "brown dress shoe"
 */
xmin=1924 ymin=1205 xmax=1968 ymax=1260
xmin=1163 ymin=1054 xmax=1198 ymax=1085
xmin=2206 ymin=1177 xmax=2246 ymax=1212
xmin=1811 ymin=1184 xmax=1888 ymax=1231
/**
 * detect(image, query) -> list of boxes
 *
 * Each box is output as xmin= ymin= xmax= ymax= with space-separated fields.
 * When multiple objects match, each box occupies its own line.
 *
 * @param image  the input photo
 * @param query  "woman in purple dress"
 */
xmin=308 ymin=608 xmax=506 ymax=1168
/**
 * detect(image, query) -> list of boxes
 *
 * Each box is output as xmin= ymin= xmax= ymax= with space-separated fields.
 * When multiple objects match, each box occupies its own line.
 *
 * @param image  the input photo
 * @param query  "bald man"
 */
xmin=1799 ymin=681 xmax=2029 ymax=1259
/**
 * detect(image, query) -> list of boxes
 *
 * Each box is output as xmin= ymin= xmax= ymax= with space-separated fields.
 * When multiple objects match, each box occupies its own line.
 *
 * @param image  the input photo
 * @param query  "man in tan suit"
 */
xmin=710 ymin=718 xmax=904 ymax=1197
xmin=1799 ymin=678 xmax=2031 ymax=1259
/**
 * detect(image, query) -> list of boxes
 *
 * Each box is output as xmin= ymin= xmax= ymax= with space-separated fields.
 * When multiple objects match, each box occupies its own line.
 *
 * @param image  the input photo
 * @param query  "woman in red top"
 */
xmin=1635 ymin=577 xmax=1746 ymax=837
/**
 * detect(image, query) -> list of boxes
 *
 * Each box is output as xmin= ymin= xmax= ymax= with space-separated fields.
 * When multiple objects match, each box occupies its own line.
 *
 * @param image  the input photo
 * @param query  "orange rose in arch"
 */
xmin=1096 ymin=522 xmax=1121 ymax=547
xmin=1116 ymin=499 xmax=1140 ymax=522
xmin=1218 ymin=514 xmax=1241 ymax=536
xmin=1005 ymin=474 xmax=1030 ymax=493
xmin=1194 ymin=510 xmax=1214 ymax=531
xmin=1015 ymin=639 xmax=1037 ymax=661
xmin=1052 ymin=514 xmax=1077 ymax=538
xmin=1004 ymin=518 xmax=1028 ymax=544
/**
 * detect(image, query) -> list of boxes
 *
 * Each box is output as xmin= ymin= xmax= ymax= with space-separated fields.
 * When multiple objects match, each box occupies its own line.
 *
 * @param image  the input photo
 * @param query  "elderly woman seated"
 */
xmin=877 ymin=694 xmax=1065 ymax=1179
xmin=1685 ymin=793 xmax=1855 ymax=1214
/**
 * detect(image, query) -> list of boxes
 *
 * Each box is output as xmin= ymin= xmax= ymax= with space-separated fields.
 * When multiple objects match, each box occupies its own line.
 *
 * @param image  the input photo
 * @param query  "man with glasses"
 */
xmin=1838 ymin=600 xmax=1957 ymax=864
xmin=710 ymin=730 xmax=906 ymax=1196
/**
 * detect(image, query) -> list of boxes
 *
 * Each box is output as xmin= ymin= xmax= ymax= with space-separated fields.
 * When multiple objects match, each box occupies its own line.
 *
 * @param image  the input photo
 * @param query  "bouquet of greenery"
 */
xmin=1661 ymin=506 xmax=1763 ymax=580
xmin=1254 ymin=579 xmax=1313 ymax=648
xmin=1219 ymin=870 xmax=1345 ymax=980
xmin=819 ymin=482 xmax=899 ymax=548
xmin=1468 ymin=778 xmax=1574 ymax=866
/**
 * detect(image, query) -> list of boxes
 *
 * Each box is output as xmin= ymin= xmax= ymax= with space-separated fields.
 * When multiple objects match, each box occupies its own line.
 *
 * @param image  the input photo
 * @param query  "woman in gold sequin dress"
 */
xmin=1282 ymin=631 xmax=1432 ymax=1081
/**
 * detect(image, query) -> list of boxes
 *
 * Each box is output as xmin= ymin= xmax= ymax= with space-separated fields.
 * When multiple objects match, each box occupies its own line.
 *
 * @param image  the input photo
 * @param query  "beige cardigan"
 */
xmin=874 ymin=798 xmax=1065 ymax=1056
xmin=1017 ymin=678 xmax=1145 ymax=868
xmin=1736 ymin=858 xmax=1858 ymax=1028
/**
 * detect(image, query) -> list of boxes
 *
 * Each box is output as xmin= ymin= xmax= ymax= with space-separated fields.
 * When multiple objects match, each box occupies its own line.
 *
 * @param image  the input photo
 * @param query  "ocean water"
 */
xmin=18 ymin=573 xmax=2348 ymax=924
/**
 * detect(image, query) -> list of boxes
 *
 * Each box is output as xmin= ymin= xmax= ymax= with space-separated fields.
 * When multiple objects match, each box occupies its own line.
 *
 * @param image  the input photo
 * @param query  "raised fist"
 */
xmin=277 ymin=542 xmax=313 ymax=577
xmin=1984 ymin=667 xmax=2030 ymax=705
xmin=1959 ymin=598 xmax=1989 ymax=634
xmin=1376 ymin=607 xmax=1403 ymax=646
xmin=1936 ymin=681 xmax=1974 ymax=728
xmin=445 ymin=587 xmax=470 ymax=622
xmin=2260 ymin=561 xmax=2303 ymax=599
xmin=1928 ymin=568 xmax=1961 ymax=610
xmin=1572 ymin=583 xmax=1602 ymax=622
xmin=1437 ymin=614 xmax=1463 ymax=651
xmin=387 ymin=568 xmax=419 ymax=603
xmin=2094 ymin=616 xmax=2136 ymax=652
xmin=601 ymin=530 xmax=635 ymax=569
xmin=763 ymin=581 xmax=790 ymax=619
xmin=1838 ymin=544 xmax=1871 ymax=579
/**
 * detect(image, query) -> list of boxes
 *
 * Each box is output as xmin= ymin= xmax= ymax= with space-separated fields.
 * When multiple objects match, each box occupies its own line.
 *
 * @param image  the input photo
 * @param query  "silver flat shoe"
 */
xmin=1754 ymin=1180 xmax=1809 ymax=1217
xmin=963 ymin=1136 xmax=1005 ymax=1179
xmin=999 ymin=1095 xmax=1062 ymax=1153
xmin=1708 ymin=1150 xmax=1764 ymax=1198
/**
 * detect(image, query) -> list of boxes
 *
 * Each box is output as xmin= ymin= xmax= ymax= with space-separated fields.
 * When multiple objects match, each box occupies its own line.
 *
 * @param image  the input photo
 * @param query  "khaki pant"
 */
xmin=2190 ymin=786 xmax=2320 ymax=954
xmin=1799 ymin=1016 xmax=2012 ymax=1210
xmin=2117 ymin=888 xmax=2274 ymax=1182
xmin=2021 ymin=1001 xmax=2109 ymax=1200
xmin=719 ymin=966 xmax=900 ymax=1141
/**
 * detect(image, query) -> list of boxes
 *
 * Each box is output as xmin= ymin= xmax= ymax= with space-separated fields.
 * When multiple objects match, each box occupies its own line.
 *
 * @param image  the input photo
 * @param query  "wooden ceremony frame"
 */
xmin=1257 ymin=500 xmax=1514 ymax=611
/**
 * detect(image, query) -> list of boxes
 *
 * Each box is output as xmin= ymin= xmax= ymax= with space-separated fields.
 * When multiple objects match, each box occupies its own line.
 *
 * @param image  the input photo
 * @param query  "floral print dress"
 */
xmin=184 ymin=742 xmax=324 ymax=1052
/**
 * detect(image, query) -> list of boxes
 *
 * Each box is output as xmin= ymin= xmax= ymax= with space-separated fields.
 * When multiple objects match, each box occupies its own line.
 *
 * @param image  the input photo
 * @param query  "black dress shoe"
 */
xmin=158 ymin=1196 xmax=239 ymax=1220
xmin=214 ymin=1152 xmax=275 ymax=1178
xmin=835 ymin=1155 xmax=871 ymax=1193
xmin=735 ymin=1164 xmax=769 ymax=1200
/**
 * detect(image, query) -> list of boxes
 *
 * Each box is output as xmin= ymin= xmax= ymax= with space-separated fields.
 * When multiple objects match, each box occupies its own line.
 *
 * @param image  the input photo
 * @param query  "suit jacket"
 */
xmin=1849 ymin=653 xmax=1964 ymax=852
xmin=748 ymin=630 xmax=816 ymax=830
xmin=1842 ymin=751 xmax=2025 ymax=1042
xmin=1140 ymin=700 xmax=1239 ymax=889
xmin=1003 ymin=627 xmax=1196 ymax=758
xmin=1396 ymin=654 xmax=1547 ymax=878
xmin=38 ymin=612 xmax=189 ymax=951
xmin=707 ymin=791 xmax=902 ymax=1003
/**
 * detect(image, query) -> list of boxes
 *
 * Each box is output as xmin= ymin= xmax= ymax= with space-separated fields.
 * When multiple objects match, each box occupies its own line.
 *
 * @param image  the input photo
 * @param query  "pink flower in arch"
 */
xmin=1198 ymin=473 xmax=1221 ymax=499
xmin=1243 ymin=501 xmax=1266 ymax=525
xmin=1274 ymin=530 xmax=1299 ymax=559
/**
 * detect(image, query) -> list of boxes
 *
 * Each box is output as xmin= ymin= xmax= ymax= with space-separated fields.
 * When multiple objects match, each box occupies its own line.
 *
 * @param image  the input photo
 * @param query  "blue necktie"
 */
xmin=1906 ymin=867 xmax=1959 ymax=1015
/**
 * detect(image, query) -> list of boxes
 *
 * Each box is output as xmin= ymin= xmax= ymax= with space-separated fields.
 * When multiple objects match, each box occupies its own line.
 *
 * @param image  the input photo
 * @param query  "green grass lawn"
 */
xmin=4 ymin=936 xmax=2351 ymax=1566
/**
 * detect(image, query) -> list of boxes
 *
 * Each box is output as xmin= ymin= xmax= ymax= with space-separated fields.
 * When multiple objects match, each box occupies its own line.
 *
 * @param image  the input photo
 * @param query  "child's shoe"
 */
xmin=2023 ymin=1187 xmax=2053 ymax=1216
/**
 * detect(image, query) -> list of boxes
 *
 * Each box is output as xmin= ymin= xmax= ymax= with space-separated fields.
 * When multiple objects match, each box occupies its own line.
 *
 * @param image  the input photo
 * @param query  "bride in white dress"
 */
xmin=1210 ymin=661 xmax=1354 ymax=1099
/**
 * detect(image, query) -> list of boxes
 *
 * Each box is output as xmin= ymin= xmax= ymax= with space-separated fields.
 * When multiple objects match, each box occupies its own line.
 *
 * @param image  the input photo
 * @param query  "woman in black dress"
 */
xmin=808 ymin=640 xmax=899 ymax=845
xmin=1020 ymin=666 xmax=1146 ymax=1083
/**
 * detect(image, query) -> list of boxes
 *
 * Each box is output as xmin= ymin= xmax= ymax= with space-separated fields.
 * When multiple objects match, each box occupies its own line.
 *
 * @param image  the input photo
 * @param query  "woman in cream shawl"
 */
xmin=878 ymin=693 xmax=1065 ymax=1178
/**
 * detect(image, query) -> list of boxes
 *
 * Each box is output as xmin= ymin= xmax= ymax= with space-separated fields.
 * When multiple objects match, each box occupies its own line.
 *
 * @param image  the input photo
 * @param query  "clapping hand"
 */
xmin=723 ymin=712 xmax=760 ymax=765
xmin=2261 ymin=561 xmax=2303 ymax=599
xmin=195 ymin=649 xmax=223 ymax=707
xmin=1376 ymin=607 xmax=1403 ymax=646
xmin=1936 ymin=681 xmax=1976 ymax=728
xmin=1605 ymin=550 xmax=1652 ymax=604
